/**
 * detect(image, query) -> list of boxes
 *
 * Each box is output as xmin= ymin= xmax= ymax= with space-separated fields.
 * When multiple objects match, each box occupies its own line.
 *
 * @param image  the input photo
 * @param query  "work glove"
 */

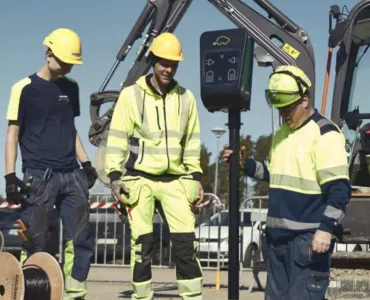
xmin=111 ymin=180 xmax=132 ymax=224
xmin=4 ymin=173 xmax=29 ymax=205
xmin=111 ymin=180 xmax=130 ymax=205
xmin=81 ymin=161 xmax=98 ymax=189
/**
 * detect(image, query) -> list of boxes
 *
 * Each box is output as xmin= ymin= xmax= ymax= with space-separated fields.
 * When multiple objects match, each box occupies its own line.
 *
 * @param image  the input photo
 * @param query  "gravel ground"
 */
xmin=86 ymin=281 xmax=266 ymax=300
xmin=86 ymin=267 xmax=267 ymax=300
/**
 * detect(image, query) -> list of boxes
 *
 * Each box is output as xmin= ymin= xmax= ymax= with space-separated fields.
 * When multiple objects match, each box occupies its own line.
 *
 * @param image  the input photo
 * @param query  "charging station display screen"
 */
xmin=199 ymin=28 xmax=254 ymax=112
xmin=202 ymin=50 xmax=241 ymax=86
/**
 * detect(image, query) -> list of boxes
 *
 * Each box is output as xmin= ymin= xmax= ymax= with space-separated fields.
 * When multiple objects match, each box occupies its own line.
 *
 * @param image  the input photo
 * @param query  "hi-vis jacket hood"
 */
xmin=105 ymin=74 xmax=203 ymax=180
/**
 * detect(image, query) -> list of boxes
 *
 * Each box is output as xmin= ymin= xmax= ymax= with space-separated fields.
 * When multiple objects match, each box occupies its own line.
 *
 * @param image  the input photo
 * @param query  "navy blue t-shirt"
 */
xmin=6 ymin=73 xmax=81 ymax=171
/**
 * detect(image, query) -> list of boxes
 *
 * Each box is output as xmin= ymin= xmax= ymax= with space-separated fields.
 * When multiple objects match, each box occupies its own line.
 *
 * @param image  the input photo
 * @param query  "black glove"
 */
xmin=4 ymin=173 xmax=28 ymax=205
xmin=81 ymin=161 xmax=98 ymax=189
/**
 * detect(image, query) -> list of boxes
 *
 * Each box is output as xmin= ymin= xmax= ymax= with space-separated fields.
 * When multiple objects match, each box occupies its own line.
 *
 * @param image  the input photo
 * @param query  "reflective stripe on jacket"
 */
xmin=264 ymin=111 xmax=350 ymax=239
xmin=105 ymin=75 xmax=202 ymax=178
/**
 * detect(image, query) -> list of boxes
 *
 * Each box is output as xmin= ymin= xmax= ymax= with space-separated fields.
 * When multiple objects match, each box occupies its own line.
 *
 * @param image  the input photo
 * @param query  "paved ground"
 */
xmin=86 ymin=266 xmax=267 ymax=299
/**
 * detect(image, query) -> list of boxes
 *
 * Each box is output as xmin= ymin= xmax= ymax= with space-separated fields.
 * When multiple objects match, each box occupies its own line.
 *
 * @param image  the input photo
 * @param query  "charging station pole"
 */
xmin=199 ymin=28 xmax=255 ymax=299
xmin=228 ymin=107 xmax=241 ymax=299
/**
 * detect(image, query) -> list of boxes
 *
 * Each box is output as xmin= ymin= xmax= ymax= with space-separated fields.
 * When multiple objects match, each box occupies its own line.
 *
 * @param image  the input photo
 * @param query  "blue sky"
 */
xmin=0 ymin=0 xmax=356 ymax=194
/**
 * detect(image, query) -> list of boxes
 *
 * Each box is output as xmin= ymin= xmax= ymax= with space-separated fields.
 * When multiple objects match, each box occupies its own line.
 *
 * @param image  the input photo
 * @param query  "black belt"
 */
xmin=23 ymin=167 xmax=78 ymax=174
xmin=125 ymin=169 xmax=181 ymax=182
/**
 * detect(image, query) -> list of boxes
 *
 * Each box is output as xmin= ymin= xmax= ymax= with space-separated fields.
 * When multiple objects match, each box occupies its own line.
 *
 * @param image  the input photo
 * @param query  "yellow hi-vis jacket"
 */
xmin=105 ymin=75 xmax=203 ymax=180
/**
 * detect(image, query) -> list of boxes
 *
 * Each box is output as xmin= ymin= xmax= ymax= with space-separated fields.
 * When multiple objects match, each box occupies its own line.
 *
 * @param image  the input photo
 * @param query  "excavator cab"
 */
xmin=325 ymin=1 xmax=370 ymax=243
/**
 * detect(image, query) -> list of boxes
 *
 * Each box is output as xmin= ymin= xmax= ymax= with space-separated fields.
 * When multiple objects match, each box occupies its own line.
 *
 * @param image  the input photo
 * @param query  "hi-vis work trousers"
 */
xmin=120 ymin=175 xmax=203 ymax=300
xmin=19 ymin=168 xmax=93 ymax=300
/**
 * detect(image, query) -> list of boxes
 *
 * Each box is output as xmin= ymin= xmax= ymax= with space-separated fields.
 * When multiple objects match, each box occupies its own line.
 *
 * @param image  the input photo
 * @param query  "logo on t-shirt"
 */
xmin=59 ymin=95 xmax=70 ymax=102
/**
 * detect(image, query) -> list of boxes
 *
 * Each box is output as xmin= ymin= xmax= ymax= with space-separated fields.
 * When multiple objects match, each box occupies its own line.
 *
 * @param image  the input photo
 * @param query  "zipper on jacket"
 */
xmin=162 ymin=96 xmax=170 ymax=172
xmin=141 ymin=92 xmax=146 ymax=123
xmin=155 ymin=107 xmax=161 ymax=130
xmin=177 ymin=93 xmax=180 ymax=116
xmin=138 ymin=141 xmax=145 ymax=164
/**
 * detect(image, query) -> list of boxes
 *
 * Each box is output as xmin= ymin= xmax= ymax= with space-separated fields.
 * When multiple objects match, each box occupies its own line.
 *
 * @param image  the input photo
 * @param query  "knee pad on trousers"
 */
xmin=171 ymin=233 xmax=202 ymax=280
xmin=133 ymin=232 xmax=156 ymax=282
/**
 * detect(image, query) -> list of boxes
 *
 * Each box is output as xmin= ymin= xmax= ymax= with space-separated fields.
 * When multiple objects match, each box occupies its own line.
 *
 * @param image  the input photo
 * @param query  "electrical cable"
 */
xmin=0 ymin=251 xmax=62 ymax=300
xmin=0 ymin=231 xmax=4 ymax=252
xmin=23 ymin=266 xmax=51 ymax=300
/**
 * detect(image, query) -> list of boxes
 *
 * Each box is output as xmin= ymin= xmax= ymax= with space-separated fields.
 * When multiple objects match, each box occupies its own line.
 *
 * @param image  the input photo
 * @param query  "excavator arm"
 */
xmin=89 ymin=0 xmax=193 ymax=147
xmin=90 ymin=0 xmax=316 ymax=185
xmin=207 ymin=0 xmax=315 ymax=83
xmin=89 ymin=0 xmax=316 ymax=147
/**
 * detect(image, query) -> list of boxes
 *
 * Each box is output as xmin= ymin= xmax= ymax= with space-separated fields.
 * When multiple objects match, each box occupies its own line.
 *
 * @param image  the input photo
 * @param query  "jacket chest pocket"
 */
xmin=138 ymin=102 xmax=164 ymax=145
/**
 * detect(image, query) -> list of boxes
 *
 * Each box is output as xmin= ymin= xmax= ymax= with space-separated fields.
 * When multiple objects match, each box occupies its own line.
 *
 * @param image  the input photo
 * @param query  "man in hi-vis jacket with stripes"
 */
xmin=223 ymin=65 xmax=351 ymax=300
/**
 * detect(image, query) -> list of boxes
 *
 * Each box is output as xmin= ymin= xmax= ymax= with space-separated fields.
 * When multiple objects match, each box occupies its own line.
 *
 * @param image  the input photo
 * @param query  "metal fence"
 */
xmin=194 ymin=196 xmax=268 ymax=270
xmin=81 ymin=193 xmax=370 ymax=270
xmin=3 ymin=192 xmax=370 ymax=294
xmin=2 ymin=192 xmax=369 ymax=272
xmin=73 ymin=193 xmax=269 ymax=271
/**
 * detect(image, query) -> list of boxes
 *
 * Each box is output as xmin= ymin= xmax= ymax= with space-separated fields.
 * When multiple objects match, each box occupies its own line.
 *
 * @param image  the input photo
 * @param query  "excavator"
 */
xmin=87 ymin=0 xmax=370 ymax=297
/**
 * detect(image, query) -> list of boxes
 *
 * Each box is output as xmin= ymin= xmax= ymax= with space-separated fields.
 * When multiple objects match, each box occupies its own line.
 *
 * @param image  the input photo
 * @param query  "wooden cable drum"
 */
xmin=0 ymin=252 xmax=63 ymax=300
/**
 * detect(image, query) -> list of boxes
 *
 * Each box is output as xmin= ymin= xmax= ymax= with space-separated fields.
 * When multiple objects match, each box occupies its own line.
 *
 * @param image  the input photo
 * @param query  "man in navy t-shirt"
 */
xmin=4 ymin=28 xmax=98 ymax=300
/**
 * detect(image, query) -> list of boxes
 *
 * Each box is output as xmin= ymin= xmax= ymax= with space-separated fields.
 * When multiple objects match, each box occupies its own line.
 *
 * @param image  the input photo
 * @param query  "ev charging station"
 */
xmin=200 ymin=28 xmax=255 ymax=299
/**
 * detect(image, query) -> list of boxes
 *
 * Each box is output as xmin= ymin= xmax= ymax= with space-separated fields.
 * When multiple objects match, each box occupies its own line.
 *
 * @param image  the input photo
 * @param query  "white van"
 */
xmin=195 ymin=208 xmax=267 ymax=268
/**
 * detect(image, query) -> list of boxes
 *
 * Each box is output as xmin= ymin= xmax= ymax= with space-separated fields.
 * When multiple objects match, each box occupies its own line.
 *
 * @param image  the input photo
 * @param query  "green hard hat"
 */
xmin=266 ymin=65 xmax=312 ymax=108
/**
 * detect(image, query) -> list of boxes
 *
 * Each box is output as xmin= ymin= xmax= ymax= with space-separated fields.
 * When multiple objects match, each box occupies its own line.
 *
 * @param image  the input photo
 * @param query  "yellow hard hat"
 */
xmin=149 ymin=32 xmax=183 ymax=61
xmin=265 ymin=65 xmax=311 ymax=108
xmin=43 ymin=28 xmax=83 ymax=65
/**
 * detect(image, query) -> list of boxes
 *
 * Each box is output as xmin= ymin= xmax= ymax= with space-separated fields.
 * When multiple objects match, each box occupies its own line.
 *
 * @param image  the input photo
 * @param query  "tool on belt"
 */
xmin=17 ymin=219 xmax=29 ymax=241
xmin=19 ymin=168 xmax=52 ymax=200
xmin=16 ymin=176 xmax=33 ymax=243
xmin=16 ymin=168 xmax=53 ymax=243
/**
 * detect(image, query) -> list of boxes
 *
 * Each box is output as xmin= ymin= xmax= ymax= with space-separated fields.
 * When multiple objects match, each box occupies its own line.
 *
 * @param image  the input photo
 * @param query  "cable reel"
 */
xmin=0 ymin=251 xmax=63 ymax=300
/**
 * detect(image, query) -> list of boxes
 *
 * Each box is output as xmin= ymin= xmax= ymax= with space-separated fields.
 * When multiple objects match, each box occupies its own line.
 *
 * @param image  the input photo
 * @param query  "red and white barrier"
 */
xmin=0 ymin=199 xmax=212 ymax=210
xmin=0 ymin=202 xmax=21 ymax=209
xmin=89 ymin=202 xmax=117 ymax=209
xmin=192 ymin=199 xmax=211 ymax=208
xmin=0 ymin=201 xmax=117 ymax=210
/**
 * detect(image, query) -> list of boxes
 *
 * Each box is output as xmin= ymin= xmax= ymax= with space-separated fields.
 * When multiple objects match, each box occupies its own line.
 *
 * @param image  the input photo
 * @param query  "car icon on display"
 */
xmin=213 ymin=36 xmax=231 ymax=46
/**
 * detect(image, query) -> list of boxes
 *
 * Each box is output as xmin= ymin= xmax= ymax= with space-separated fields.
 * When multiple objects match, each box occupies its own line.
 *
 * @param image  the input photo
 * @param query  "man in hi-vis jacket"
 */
xmin=105 ymin=32 xmax=204 ymax=300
